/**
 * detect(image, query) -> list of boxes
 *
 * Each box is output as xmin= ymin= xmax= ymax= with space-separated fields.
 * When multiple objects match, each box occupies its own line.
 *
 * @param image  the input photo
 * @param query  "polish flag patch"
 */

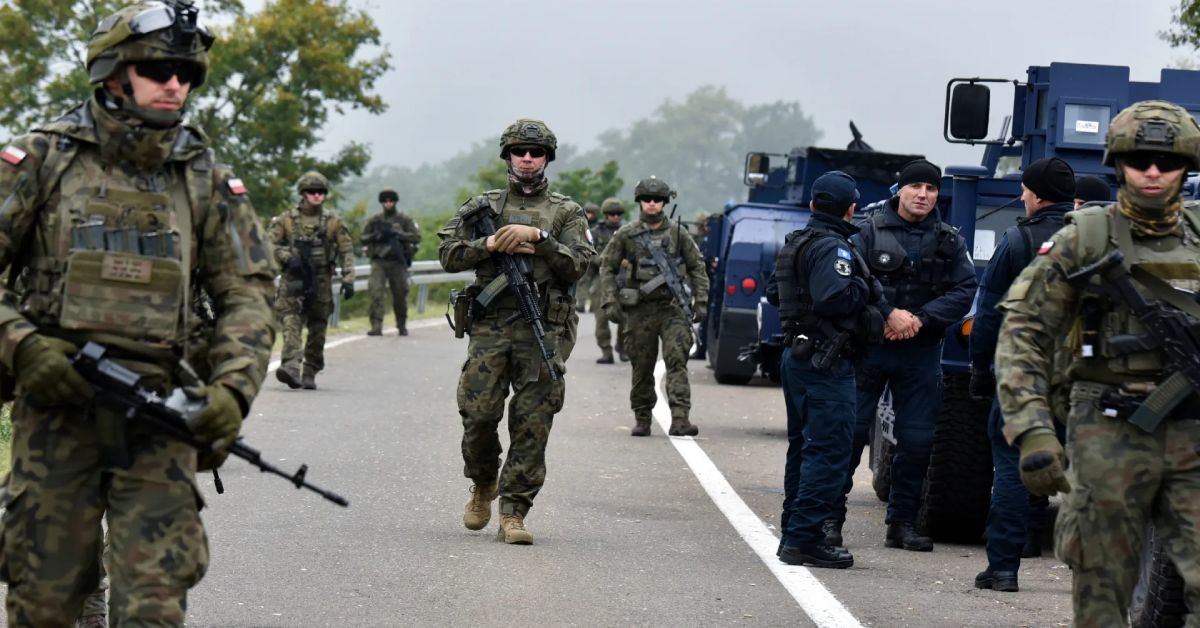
xmin=227 ymin=177 xmax=247 ymax=195
xmin=1038 ymin=240 xmax=1055 ymax=255
xmin=1 ymin=145 xmax=27 ymax=166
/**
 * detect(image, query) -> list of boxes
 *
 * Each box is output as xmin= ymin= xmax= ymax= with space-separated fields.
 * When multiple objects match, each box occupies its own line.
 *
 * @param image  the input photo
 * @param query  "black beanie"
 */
xmin=897 ymin=159 xmax=941 ymax=189
xmin=1073 ymin=175 xmax=1111 ymax=204
xmin=1021 ymin=157 xmax=1076 ymax=203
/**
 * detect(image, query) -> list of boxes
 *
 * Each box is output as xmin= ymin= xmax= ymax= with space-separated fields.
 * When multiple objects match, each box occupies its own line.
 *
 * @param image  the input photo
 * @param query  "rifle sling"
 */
xmin=476 ymin=275 xmax=509 ymax=308
xmin=639 ymin=274 xmax=667 ymax=295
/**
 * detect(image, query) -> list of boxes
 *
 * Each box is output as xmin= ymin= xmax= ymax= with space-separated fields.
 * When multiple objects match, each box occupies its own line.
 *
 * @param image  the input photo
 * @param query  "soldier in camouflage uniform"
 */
xmin=598 ymin=177 xmax=708 ymax=436
xmin=995 ymin=100 xmax=1200 ymax=625
xmin=591 ymin=198 xmax=625 ymax=363
xmin=576 ymin=202 xmax=600 ymax=312
xmin=0 ymin=2 xmax=277 ymax=624
xmin=269 ymin=171 xmax=355 ymax=390
xmin=438 ymin=119 xmax=594 ymax=544
xmin=362 ymin=188 xmax=421 ymax=336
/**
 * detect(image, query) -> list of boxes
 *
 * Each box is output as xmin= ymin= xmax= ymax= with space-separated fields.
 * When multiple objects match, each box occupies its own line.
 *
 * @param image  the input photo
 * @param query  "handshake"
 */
xmin=884 ymin=308 xmax=922 ymax=341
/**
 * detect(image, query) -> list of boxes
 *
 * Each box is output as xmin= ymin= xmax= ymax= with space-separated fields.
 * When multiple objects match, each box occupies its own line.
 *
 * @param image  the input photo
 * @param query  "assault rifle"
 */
xmin=371 ymin=221 xmax=410 ymax=265
xmin=472 ymin=209 xmax=561 ymax=382
xmin=71 ymin=342 xmax=349 ymax=507
xmin=633 ymin=206 xmax=697 ymax=339
xmin=1066 ymin=249 xmax=1200 ymax=433
xmin=291 ymin=241 xmax=318 ymax=315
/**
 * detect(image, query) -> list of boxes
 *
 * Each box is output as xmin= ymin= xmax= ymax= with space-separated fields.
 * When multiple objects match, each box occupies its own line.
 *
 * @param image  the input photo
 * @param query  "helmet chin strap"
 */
xmin=111 ymin=71 xmax=185 ymax=128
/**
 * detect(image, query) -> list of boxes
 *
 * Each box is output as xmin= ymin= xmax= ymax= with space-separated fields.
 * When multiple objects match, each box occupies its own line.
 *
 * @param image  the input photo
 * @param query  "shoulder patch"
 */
xmin=226 ymin=177 xmax=247 ymax=195
xmin=836 ymin=247 xmax=852 ymax=260
xmin=834 ymin=258 xmax=852 ymax=277
xmin=1038 ymin=240 xmax=1055 ymax=255
xmin=1 ymin=145 xmax=28 ymax=166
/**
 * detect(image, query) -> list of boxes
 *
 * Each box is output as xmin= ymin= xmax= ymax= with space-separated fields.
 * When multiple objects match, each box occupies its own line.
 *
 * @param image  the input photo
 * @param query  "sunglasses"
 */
xmin=133 ymin=60 xmax=203 ymax=86
xmin=637 ymin=196 xmax=668 ymax=204
xmin=303 ymin=189 xmax=328 ymax=196
xmin=1123 ymin=152 xmax=1189 ymax=173
xmin=508 ymin=146 xmax=546 ymax=159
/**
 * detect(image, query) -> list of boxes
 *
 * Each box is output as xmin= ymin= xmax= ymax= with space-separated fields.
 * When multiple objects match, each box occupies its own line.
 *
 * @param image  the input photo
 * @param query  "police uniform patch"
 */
xmin=878 ymin=252 xmax=891 ymax=264
xmin=1038 ymin=240 xmax=1055 ymax=255
xmin=1 ymin=145 xmax=27 ymax=166
xmin=837 ymin=247 xmax=852 ymax=260
xmin=834 ymin=259 xmax=852 ymax=276
xmin=227 ymin=178 xmax=247 ymax=195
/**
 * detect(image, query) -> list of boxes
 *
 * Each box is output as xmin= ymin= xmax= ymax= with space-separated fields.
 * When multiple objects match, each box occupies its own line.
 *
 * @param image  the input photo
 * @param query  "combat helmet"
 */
xmin=87 ymin=1 xmax=213 ymax=87
xmin=499 ymin=119 xmax=557 ymax=162
xmin=1104 ymin=100 xmax=1200 ymax=171
xmin=601 ymin=197 xmax=625 ymax=215
xmin=634 ymin=176 xmax=675 ymax=201
xmin=378 ymin=188 xmax=399 ymax=203
xmin=296 ymin=171 xmax=330 ymax=193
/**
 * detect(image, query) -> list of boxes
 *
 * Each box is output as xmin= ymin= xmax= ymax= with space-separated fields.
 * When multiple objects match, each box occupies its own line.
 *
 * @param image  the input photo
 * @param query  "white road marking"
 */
xmin=652 ymin=360 xmax=863 ymax=628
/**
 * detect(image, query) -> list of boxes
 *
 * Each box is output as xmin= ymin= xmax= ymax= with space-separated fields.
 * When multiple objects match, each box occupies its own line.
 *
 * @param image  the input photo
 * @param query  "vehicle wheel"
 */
xmin=1131 ymin=524 xmax=1187 ymax=628
xmin=870 ymin=387 xmax=895 ymax=503
xmin=918 ymin=371 xmax=993 ymax=543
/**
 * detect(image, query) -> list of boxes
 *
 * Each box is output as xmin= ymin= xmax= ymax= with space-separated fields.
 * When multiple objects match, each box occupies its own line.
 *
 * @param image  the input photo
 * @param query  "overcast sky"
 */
xmin=298 ymin=0 xmax=1186 ymax=172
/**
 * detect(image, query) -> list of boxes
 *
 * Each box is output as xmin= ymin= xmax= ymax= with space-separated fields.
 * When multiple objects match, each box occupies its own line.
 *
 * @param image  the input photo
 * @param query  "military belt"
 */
xmin=1074 ymin=379 xmax=1200 ymax=424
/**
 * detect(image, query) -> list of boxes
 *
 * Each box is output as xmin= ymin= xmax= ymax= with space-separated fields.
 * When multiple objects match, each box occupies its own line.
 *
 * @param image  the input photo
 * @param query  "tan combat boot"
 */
xmin=496 ymin=513 xmax=534 ymax=545
xmin=463 ymin=482 xmax=498 ymax=530
xmin=669 ymin=416 xmax=699 ymax=437
xmin=631 ymin=417 xmax=651 ymax=437
xmin=301 ymin=367 xmax=317 ymax=390
xmin=276 ymin=366 xmax=301 ymax=389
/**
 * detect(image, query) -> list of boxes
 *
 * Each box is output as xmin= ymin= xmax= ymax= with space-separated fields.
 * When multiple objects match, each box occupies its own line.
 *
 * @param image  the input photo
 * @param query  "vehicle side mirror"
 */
xmin=745 ymin=153 xmax=770 ymax=186
xmin=949 ymin=83 xmax=991 ymax=141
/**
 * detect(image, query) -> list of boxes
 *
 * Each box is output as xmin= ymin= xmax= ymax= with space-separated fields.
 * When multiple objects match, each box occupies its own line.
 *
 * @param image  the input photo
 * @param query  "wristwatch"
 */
xmin=535 ymin=229 xmax=549 ymax=244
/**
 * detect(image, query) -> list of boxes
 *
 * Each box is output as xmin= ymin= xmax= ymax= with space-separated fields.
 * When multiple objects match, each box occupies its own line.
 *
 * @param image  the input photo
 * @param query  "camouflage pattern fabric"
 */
xmin=624 ymin=303 xmax=692 ymax=419
xmin=269 ymin=204 xmax=354 ymax=374
xmin=588 ymin=220 xmax=622 ymax=352
xmin=576 ymin=267 xmax=594 ymax=311
xmin=0 ymin=94 xmax=276 ymax=626
xmin=368 ymin=259 xmax=409 ymax=332
xmin=77 ymin=529 xmax=108 ymax=620
xmin=995 ymin=203 xmax=1200 ymax=625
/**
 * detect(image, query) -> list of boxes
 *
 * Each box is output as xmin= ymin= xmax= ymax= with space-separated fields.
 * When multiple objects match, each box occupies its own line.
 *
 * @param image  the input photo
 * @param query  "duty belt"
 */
xmin=1074 ymin=380 xmax=1200 ymax=427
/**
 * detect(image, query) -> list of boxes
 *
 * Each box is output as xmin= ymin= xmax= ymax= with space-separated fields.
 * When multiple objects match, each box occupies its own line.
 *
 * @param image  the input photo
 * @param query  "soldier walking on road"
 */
xmin=592 ymin=197 xmax=625 ymax=363
xmin=576 ymin=202 xmax=599 ymax=312
xmin=996 ymin=100 xmax=1200 ymax=625
xmin=833 ymin=159 xmax=977 ymax=552
xmin=270 ymin=171 xmax=355 ymax=389
xmin=969 ymin=157 xmax=1076 ymax=593
xmin=598 ymin=177 xmax=708 ymax=437
xmin=0 ymin=2 xmax=277 ymax=623
xmin=438 ymin=119 xmax=594 ymax=544
xmin=767 ymin=171 xmax=884 ymax=569
xmin=362 ymin=188 xmax=421 ymax=336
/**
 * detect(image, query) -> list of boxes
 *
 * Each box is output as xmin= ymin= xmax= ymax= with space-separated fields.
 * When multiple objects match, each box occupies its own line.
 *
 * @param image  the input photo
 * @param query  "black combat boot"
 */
xmin=398 ymin=325 xmax=408 ymax=336
xmin=631 ymin=418 xmax=651 ymax=437
xmin=822 ymin=519 xmax=844 ymax=548
xmin=974 ymin=568 xmax=1019 ymax=592
xmin=596 ymin=349 xmax=614 ymax=364
xmin=779 ymin=543 xmax=853 ymax=569
xmin=367 ymin=328 xmax=382 ymax=336
xmin=885 ymin=522 xmax=933 ymax=552
xmin=668 ymin=417 xmax=699 ymax=437
xmin=301 ymin=367 xmax=317 ymax=390
xmin=276 ymin=366 xmax=302 ymax=389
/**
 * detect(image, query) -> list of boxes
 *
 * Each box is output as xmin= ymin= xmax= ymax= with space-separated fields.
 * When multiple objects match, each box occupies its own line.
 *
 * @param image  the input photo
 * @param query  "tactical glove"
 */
xmin=968 ymin=366 xmax=996 ymax=401
xmin=341 ymin=282 xmax=355 ymax=300
xmin=284 ymin=255 xmax=304 ymax=277
xmin=1017 ymin=429 xmax=1070 ymax=496
xmin=602 ymin=301 xmax=625 ymax=325
xmin=14 ymin=335 xmax=93 ymax=406
xmin=693 ymin=303 xmax=707 ymax=324
xmin=190 ymin=384 xmax=243 ymax=469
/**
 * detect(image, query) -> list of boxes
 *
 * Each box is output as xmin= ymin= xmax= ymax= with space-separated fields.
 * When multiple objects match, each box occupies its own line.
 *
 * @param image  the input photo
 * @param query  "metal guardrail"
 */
xmin=330 ymin=260 xmax=472 ymax=327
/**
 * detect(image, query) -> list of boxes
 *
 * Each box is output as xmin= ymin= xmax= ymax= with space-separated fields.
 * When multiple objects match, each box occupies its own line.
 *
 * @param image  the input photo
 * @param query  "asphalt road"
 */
xmin=168 ymin=314 xmax=1072 ymax=627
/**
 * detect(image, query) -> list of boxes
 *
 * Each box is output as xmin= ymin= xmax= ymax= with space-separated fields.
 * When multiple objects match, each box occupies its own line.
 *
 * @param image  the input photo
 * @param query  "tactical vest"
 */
xmin=470 ymin=189 xmax=574 ymax=316
xmin=863 ymin=212 xmax=961 ymax=310
xmin=775 ymin=227 xmax=872 ymax=336
xmin=17 ymin=107 xmax=213 ymax=354
xmin=592 ymin=222 xmax=618 ymax=254
xmin=1001 ymin=208 xmax=1069 ymax=279
xmin=277 ymin=208 xmax=340 ymax=274
xmin=625 ymin=225 xmax=686 ymax=301
xmin=1067 ymin=203 xmax=1200 ymax=383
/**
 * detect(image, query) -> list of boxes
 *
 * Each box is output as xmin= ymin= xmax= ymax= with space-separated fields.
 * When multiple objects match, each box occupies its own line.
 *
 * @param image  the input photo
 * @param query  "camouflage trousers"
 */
xmin=624 ymin=302 xmax=692 ymax=420
xmin=458 ymin=316 xmax=567 ymax=518
xmin=368 ymin=258 xmax=409 ymax=332
xmin=1056 ymin=382 xmax=1200 ymax=627
xmin=1 ymin=398 xmax=207 ymax=626
xmin=275 ymin=283 xmax=333 ymax=373
xmin=577 ymin=267 xmax=595 ymax=310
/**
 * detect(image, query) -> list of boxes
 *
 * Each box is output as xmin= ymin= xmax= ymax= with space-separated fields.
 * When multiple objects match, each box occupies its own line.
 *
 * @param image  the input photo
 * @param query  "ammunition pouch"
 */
xmin=618 ymin=288 xmax=640 ymax=307
xmin=546 ymin=289 xmax=573 ymax=326
xmin=59 ymin=250 xmax=185 ymax=345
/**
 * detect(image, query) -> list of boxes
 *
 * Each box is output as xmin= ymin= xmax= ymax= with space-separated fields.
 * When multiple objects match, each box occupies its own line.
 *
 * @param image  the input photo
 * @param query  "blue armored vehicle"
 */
xmin=703 ymin=126 xmax=921 ymax=384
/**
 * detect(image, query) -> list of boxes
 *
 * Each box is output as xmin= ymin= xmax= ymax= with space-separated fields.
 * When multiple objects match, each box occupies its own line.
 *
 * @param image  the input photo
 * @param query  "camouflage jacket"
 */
xmin=598 ymin=219 xmax=708 ymax=308
xmin=362 ymin=210 xmax=420 ymax=262
xmin=0 ymin=96 xmax=277 ymax=405
xmin=268 ymin=204 xmax=355 ymax=284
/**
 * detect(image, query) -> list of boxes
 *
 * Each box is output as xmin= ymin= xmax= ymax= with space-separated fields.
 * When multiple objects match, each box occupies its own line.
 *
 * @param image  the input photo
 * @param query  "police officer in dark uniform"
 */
xmin=834 ymin=159 xmax=977 ymax=552
xmin=768 ymin=171 xmax=884 ymax=568
xmin=969 ymin=157 xmax=1075 ymax=592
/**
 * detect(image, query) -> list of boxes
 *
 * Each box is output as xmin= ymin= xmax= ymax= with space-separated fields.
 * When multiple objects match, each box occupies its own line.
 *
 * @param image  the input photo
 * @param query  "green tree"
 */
xmin=553 ymin=160 xmax=623 ymax=205
xmin=1162 ymin=0 xmax=1200 ymax=50
xmin=451 ymin=160 xmax=509 ymax=207
xmin=0 ymin=0 xmax=389 ymax=216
